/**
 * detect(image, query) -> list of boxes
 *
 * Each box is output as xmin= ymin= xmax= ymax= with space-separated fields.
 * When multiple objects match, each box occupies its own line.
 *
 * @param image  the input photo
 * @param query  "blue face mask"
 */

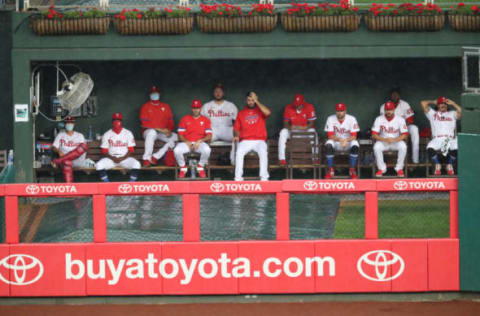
xmin=65 ymin=123 xmax=74 ymax=132
xmin=150 ymin=93 xmax=160 ymax=101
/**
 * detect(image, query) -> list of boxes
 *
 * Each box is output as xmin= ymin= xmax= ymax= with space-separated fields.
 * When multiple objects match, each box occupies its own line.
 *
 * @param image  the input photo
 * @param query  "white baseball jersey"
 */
xmin=380 ymin=100 xmax=414 ymax=120
xmin=425 ymin=108 xmax=458 ymax=139
xmin=201 ymin=100 xmax=238 ymax=130
xmin=100 ymin=128 xmax=136 ymax=158
xmin=372 ymin=115 xmax=408 ymax=138
xmin=324 ymin=114 xmax=360 ymax=139
xmin=53 ymin=131 xmax=86 ymax=155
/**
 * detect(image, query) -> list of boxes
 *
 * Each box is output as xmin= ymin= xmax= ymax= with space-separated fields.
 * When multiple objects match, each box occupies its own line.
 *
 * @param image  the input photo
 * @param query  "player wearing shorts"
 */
xmin=51 ymin=116 xmax=88 ymax=183
xmin=140 ymin=86 xmax=177 ymax=167
xmin=278 ymin=94 xmax=317 ymax=166
xmin=201 ymin=83 xmax=238 ymax=164
xmin=380 ymin=88 xmax=419 ymax=163
xmin=175 ymin=99 xmax=212 ymax=178
xmin=372 ymin=101 xmax=409 ymax=177
xmin=324 ymin=103 xmax=360 ymax=179
xmin=96 ymin=113 xmax=141 ymax=182
xmin=233 ymin=91 xmax=271 ymax=181
xmin=421 ymin=97 xmax=461 ymax=176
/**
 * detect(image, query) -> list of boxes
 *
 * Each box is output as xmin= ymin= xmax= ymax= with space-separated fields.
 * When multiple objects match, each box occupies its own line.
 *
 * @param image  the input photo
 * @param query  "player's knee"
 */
xmin=350 ymin=145 xmax=359 ymax=155
xmin=427 ymin=147 xmax=437 ymax=158
xmin=325 ymin=143 xmax=334 ymax=155
xmin=144 ymin=129 xmax=156 ymax=139
xmin=449 ymin=150 xmax=458 ymax=158
xmin=132 ymin=160 xmax=141 ymax=169
xmin=204 ymin=146 xmax=211 ymax=155
xmin=279 ymin=128 xmax=289 ymax=139
xmin=399 ymin=142 xmax=407 ymax=150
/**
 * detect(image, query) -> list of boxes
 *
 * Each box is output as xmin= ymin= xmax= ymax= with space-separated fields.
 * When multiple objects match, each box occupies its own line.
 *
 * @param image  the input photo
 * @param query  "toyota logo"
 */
xmin=303 ymin=181 xmax=318 ymax=191
xmin=25 ymin=185 xmax=40 ymax=195
xmin=393 ymin=181 xmax=408 ymax=191
xmin=357 ymin=250 xmax=405 ymax=282
xmin=0 ymin=254 xmax=44 ymax=286
xmin=118 ymin=184 xmax=133 ymax=194
xmin=210 ymin=182 xmax=225 ymax=193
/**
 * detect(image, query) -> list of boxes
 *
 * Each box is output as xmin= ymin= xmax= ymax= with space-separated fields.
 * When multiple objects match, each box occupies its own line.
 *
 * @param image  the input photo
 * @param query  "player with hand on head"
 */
xmin=372 ymin=101 xmax=409 ymax=177
xmin=278 ymin=94 xmax=317 ymax=166
xmin=139 ymin=86 xmax=177 ymax=167
xmin=421 ymin=97 xmax=461 ymax=176
xmin=324 ymin=103 xmax=360 ymax=179
xmin=96 ymin=113 xmax=141 ymax=182
xmin=175 ymin=99 xmax=212 ymax=179
xmin=201 ymin=83 xmax=238 ymax=164
xmin=380 ymin=87 xmax=419 ymax=164
xmin=51 ymin=116 xmax=88 ymax=183
xmin=233 ymin=91 xmax=271 ymax=181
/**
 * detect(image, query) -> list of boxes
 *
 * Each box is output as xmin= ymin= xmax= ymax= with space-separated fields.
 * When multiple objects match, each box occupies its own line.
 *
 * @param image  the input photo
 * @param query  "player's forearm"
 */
xmin=200 ymin=134 xmax=212 ymax=143
xmin=256 ymin=102 xmax=271 ymax=117
xmin=178 ymin=134 xmax=188 ymax=143
xmin=420 ymin=101 xmax=432 ymax=113
xmin=372 ymin=134 xmax=385 ymax=142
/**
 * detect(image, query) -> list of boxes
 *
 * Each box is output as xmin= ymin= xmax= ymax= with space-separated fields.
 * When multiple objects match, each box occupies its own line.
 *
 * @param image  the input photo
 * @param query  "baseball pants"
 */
xmin=235 ymin=140 xmax=269 ymax=181
xmin=325 ymin=139 xmax=360 ymax=152
xmin=212 ymin=127 xmax=235 ymax=164
xmin=174 ymin=142 xmax=211 ymax=167
xmin=143 ymin=129 xmax=178 ymax=161
xmin=408 ymin=124 xmax=419 ymax=163
xmin=427 ymin=137 xmax=458 ymax=152
xmin=95 ymin=157 xmax=141 ymax=170
xmin=278 ymin=128 xmax=317 ymax=161
xmin=373 ymin=141 xmax=407 ymax=172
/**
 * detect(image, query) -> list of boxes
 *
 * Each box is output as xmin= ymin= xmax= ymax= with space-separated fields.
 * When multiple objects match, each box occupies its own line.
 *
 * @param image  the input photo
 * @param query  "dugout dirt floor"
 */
xmin=1 ymin=293 xmax=480 ymax=316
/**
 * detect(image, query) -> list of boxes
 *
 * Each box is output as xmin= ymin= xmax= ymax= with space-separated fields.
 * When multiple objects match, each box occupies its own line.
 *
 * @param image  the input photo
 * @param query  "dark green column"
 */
xmin=11 ymin=52 xmax=34 ymax=183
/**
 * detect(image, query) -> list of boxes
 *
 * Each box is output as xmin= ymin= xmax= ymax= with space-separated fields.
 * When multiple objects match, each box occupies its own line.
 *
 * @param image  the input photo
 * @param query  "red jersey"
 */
xmin=283 ymin=103 xmax=316 ymax=127
xmin=139 ymin=101 xmax=174 ymax=131
xmin=234 ymin=106 xmax=268 ymax=141
xmin=177 ymin=115 xmax=212 ymax=142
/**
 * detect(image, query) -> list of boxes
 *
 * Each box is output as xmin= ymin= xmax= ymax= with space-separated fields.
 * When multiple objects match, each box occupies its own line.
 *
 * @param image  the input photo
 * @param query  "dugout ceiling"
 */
xmin=8 ymin=11 xmax=480 ymax=182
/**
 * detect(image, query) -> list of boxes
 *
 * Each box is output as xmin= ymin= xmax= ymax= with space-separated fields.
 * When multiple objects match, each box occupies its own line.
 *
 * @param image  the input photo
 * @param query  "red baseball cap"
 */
xmin=335 ymin=103 xmax=346 ymax=111
xmin=64 ymin=116 xmax=75 ymax=123
xmin=150 ymin=86 xmax=159 ymax=94
xmin=293 ymin=94 xmax=304 ymax=106
xmin=384 ymin=101 xmax=396 ymax=110
xmin=437 ymin=96 xmax=447 ymax=105
xmin=191 ymin=99 xmax=202 ymax=109
xmin=112 ymin=112 xmax=123 ymax=120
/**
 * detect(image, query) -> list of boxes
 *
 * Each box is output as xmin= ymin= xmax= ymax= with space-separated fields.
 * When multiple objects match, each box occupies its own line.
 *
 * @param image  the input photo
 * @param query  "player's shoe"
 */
xmin=446 ymin=164 xmax=455 ymax=176
xmin=396 ymin=170 xmax=405 ymax=177
xmin=375 ymin=170 xmax=385 ymax=177
xmin=325 ymin=167 xmax=334 ymax=179
xmin=150 ymin=157 xmax=158 ymax=165
xmin=279 ymin=159 xmax=287 ymax=166
xmin=197 ymin=165 xmax=207 ymax=178
xmin=142 ymin=160 xmax=151 ymax=167
xmin=434 ymin=163 xmax=442 ymax=176
xmin=178 ymin=167 xmax=187 ymax=179
xmin=349 ymin=168 xmax=358 ymax=179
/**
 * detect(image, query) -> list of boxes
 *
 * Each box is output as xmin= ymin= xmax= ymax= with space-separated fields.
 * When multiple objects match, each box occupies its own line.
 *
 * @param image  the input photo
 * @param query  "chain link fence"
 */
xmin=14 ymin=191 xmax=450 ymax=243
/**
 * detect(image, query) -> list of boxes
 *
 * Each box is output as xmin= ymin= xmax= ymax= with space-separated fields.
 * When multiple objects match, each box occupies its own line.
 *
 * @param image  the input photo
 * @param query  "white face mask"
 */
xmin=65 ymin=123 xmax=74 ymax=132
xmin=150 ymin=93 xmax=160 ymax=101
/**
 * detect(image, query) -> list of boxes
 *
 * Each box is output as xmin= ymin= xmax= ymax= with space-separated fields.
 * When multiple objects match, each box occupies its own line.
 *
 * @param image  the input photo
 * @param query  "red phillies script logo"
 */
xmin=0 ymin=254 xmax=44 ymax=286
xmin=210 ymin=182 xmax=225 ymax=193
xmin=433 ymin=113 xmax=453 ymax=122
xmin=333 ymin=126 xmax=349 ymax=135
xmin=59 ymin=139 xmax=81 ymax=147
xmin=108 ymin=139 xmax=127 ymax=147
xmin=207 ymin=110 xmax=232 ymax=118
xmin=380 ymin=126 xmax=399 ymax=134
xmin=357 ymin=250 xmax=404 ymax=282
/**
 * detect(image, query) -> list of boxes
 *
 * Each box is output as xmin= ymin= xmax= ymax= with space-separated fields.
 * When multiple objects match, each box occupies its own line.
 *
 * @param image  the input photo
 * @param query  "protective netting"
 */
xmin=14 ymin=192 xmax=450 ymax=243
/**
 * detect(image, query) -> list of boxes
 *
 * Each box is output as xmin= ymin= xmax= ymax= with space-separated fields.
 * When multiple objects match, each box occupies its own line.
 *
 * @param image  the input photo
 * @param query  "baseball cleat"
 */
xmin=178 ymin=167 xmax=187 ymax=179
xmin=142 ymin=160 xmax=151 ymax=167
xmin=279 ymin=159 xmax=287 ymax=166
xmin=349 ymin=168 xmax=358 ymax=179
xmin=446 ymin=164 xmax=454 ymax=175
xmin=198 ymin=165 xmax=207 ymax=178
xmin=396 ymin=170 xmax=405 ymax=177
xmin=325 ymin=167 xmax=334 ymax=179
xmin=151 ymin=157 xmax=158 ymax=165
xmin=434 ymin=163 xmax=441 ymax=176
xmin=375 ymin=170 xmax=384 ymax=177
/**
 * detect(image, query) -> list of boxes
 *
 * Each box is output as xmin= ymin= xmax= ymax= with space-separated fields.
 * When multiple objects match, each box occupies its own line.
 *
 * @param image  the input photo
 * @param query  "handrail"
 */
xmin=1 ymin=178 xmax=458 ymax=244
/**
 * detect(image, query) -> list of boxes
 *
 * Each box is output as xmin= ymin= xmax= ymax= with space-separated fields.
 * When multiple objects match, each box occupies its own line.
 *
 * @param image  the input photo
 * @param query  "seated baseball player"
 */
xmin=372 ymin=101 xmax=409 ymax=177
xmin=96 ymin=113 xmax=141 ymax=182
xmin=278 ymin=94 xmax=317 ymax=166
xmin=380 ymin=87 xmax=419 ymax=164
xmin=233 ymin=91 xmax=271 ymax=181
xmin=174 ymin=99 xmax=212 ymax=179
xmin=421 ymin=97 xmax=461 ymax=176
xmin=201 ymin=83 xmax=238 ymax=165
xmin=324 ymin=103 xmax=360 ymax=179
xmin=51 ymin=116 xmax=88 ymax=183
xmin=140 ymin=86 xmax=177 ymax=167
